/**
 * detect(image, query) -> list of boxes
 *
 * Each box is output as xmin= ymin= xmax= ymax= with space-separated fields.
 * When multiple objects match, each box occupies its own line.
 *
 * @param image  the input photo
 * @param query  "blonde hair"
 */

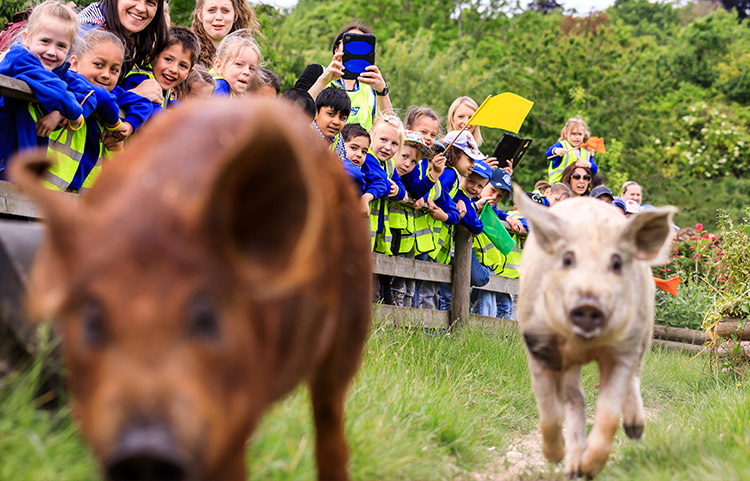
xmin=558 ymin=116 xmax=591 ymax=144
xmin=447 ymin=96 xmax=483 ymax=147
xmin=215 ymin=28 xmax=262 ymax=66
xmin=25 ymin=0 xmax=79 ymax=46
xmin=620 ymin=181 xmax=641 ymax=197
xmin=369 ymin=113 xmax=405 ymax=162
xmin=73 ymin=29 xmax=125 ymax=61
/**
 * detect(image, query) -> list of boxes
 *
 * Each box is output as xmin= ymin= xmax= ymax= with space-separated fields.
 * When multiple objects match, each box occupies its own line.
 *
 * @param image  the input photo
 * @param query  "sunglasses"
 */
xmin=571 ymin=174 xmax=591 ymax=181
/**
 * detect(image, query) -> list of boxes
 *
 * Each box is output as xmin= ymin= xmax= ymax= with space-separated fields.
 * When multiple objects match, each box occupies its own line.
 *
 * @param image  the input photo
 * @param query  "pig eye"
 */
xmin=187 ymin=294 xmax=222 ymax=342
xmin=562 ymin=251 xmax=576 ymax=269
xmin=82 ymin=299 xmax=108 ymax=347
xmin=610 ymin=254 xmax=623 ymax=274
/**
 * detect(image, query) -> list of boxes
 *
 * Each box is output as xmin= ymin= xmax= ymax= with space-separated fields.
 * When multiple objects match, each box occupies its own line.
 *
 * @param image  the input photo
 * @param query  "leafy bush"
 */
xmin=654 ymin=284 xmax=712 ymax=331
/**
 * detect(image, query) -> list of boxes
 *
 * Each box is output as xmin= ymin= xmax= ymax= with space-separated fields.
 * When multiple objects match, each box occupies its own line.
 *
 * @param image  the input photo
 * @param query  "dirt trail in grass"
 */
xmin=465 ymin=429 xmax=558 ymax=481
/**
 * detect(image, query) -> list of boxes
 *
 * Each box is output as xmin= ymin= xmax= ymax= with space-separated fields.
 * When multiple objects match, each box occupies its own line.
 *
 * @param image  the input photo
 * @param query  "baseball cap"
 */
xmin=489 ymin=168 xmax=513 ymax=200
xmin=471 ymin=160 xmax=492 ymax=179
xmin=403 ymin=130 xmax=434 ymax=160
xmin=589 ymin=185 xmax=613 ymax=200
xmin=612 ymin=196 xmax=627 ymax=214
xmin=443 ymin=130 xmax=485 ymax=161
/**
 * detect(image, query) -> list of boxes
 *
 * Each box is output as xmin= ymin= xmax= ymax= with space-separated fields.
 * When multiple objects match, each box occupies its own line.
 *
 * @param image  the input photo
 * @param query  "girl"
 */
xmin=546 ymin=116 xmax=599 ymax=184
xmin=43 ymin=29 xmax=153 ymax=192
xmin=191 ymin=0 xmax=260 ymax=69
xmin=77 ymin=0 xmax=169 ymax=79
xmin=447 ymin=96 xmax=483 ymax=147
xmin=306 ymin=22 xmax=392 ymax=131
xmin=560 ymin=162 xmax=593 ymax=197
xmin=175 ymin=65 xmax=216 ymax=102
xmin=211 ymin=29 xmax=261 ymax=97
xmin=0 ymin=1 xmax=83 ymax=178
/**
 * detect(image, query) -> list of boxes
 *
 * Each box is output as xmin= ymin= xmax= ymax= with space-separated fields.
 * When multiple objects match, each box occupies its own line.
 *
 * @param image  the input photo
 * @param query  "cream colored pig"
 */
xmin=513 ymin=185 xmax=675 ymax=479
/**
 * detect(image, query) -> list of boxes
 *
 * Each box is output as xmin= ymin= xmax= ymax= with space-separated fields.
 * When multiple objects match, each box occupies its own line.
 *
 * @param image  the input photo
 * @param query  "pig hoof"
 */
xmin=624 ymin=423 xmax=644 ymax=440
xmin=566 ymin=468 xmax=583 ymax=479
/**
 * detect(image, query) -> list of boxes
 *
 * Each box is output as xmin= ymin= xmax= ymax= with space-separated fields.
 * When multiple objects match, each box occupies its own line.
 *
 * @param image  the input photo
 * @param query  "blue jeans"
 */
xmin=471 ymin=290 xmax=497 ymax=317
xmin=496 ymin=292 xmax=513 ymax=319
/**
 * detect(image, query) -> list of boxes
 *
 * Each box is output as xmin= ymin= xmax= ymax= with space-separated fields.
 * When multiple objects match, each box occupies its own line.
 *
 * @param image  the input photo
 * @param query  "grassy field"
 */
xmin=0 ymin=322 xmax=748 ymax=481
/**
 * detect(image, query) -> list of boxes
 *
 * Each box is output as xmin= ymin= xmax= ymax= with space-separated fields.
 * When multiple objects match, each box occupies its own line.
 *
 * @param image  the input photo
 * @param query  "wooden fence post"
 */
xmin=450 ymin=225 xmax=472 ymax=327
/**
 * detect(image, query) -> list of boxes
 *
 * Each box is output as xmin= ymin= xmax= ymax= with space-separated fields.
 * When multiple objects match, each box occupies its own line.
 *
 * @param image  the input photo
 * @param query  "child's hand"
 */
xmin=475 ymin=197 xmax=489 ymax=211
xmin=426 ymin=198 xmax=448 ymax=222
xmin=413 ymin=197 xmax=425 ymax=210
xmin=388 ymin=179 xmax=399 ymax=197
xmin=36 ymin=111 xmax=65 ymax=137
xmin=456 ymin=199 xmax=467 ymax=219
xmin=507 ymin=217 xmax=525 ymax=233
xmin=322 ymin=52 xmax=344 ymax=82
xmin=485 ymin=156 xmax=499 ymax=169
xmin=500 ymin=159 xmax=513 ymax=177
xmin=68 ymin=114 xmax=85 ymax=131
xmin=101 ymin=130 xmax=124 ymax=151
xmin=552 ymin=147 xmax=566 ymax=157
xmin=358 ymin=65 xmax=387 ymax=94
xmin=114 ymin=121 xmax=134 ymax=141
xmin=130 ymin=79 xmax=163 ymax=104
xmin=429 ymin=153 xmax=446 ymax=178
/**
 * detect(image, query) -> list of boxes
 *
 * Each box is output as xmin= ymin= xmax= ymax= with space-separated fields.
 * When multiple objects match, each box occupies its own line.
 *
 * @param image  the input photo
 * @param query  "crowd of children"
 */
xmin=0 ymin=1 xmax=648 ymax=320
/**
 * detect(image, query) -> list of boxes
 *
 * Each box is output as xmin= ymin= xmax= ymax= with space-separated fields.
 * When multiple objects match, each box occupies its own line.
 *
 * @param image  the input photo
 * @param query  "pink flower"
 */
xmin=674 ymin=249 xmax=680 ymax=255
xmin=696 ymin=223 xmax=703 ymax=233
xmin=690 ymin=246 xmax=695 ymax=250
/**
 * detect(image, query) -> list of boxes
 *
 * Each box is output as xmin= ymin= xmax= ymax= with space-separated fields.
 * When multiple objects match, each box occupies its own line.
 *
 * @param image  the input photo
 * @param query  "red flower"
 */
xmin=696 ymin=223 xmax=703 ymax=233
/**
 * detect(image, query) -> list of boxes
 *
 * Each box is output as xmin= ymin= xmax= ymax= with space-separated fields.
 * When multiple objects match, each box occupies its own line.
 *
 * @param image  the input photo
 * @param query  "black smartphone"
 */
xmin=342 ymin=33 xmax=376 ymax=80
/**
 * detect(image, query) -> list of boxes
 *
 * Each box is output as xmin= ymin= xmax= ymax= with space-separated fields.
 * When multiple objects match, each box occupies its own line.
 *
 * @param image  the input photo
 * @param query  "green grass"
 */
xmin=1 ymin=324 xmax=748 ymax=480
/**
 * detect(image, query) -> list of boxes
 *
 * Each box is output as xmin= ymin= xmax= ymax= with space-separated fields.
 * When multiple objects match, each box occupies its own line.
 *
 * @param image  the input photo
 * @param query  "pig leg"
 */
xmin=580 ymin=360 xmax=634 ymax=478
xmin=562 ymin=366 xmax=586 ymax=478
xmin=622 ymin=372 xmax=645 ymax=440
xmin=310 ymin=375 xmax=351 ymax=481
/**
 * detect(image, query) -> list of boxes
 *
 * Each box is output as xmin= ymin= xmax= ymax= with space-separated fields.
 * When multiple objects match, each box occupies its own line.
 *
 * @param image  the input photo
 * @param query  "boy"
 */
xmin=122 ymin=26 xmax=200 ymax=116
xmin=312 ymin=86 xmax=350 ymax=162
xmin=341 ymin=123 xmax=369 ymax=196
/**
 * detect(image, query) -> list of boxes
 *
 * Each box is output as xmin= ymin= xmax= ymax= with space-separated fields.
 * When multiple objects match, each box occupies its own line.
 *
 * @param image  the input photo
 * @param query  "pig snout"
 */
xmin=569 ymin=296 xmax=606 ymax=338
xmin=105 ymin=424 xmax=191 ymax=481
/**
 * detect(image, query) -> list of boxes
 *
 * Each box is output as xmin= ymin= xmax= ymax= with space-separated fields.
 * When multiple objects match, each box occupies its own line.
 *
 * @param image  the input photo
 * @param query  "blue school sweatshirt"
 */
xmin=343 ymin=158 xmax=365 ymax=196
xmin=0 ymin=44 xmax=83 ymax=177
xmin=400 ymin=158 xmax=438 ymax=200
xmin=120 ymin=68 xmax=177 ymax=117
xmin=454 ymin=188 xmax=483 ymax=235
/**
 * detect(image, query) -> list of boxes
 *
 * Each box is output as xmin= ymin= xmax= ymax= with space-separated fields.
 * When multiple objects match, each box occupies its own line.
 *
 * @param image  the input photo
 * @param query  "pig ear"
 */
xmin=8 ymin=149 xmax=82 ymax=317
xmin=512 ymin=183 xmax=564 ymax=253
xmin=202 ymin=106 xmax=326 ymax=295
xmin=620 ymin=206 xmax=677 ymax=262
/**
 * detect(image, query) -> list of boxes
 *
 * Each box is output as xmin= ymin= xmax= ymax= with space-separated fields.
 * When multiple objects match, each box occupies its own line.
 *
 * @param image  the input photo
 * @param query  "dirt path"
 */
xmin=465 ymin=430 xmax=560 ymax=481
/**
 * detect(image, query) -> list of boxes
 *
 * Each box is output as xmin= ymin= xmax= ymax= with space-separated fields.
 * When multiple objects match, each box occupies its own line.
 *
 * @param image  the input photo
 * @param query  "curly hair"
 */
xmin=191 ymin=0 xmax=260 ymax=68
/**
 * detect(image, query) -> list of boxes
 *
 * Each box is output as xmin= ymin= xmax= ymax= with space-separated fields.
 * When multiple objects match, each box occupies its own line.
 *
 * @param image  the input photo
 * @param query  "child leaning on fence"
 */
xmin=121 ymin=26 xmax=200 ymax=117
xmin=0 ymin=1 xmax=84 ymax=180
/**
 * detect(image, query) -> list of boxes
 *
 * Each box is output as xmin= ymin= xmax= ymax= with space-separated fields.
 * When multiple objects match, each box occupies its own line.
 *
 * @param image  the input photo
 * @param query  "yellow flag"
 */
xmin=467 ymin=93 xmax=534 ymax=133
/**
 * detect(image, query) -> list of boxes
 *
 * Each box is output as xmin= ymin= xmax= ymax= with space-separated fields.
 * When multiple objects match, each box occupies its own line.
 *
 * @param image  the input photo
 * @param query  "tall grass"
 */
xmin=0 ymin=323 xmax=748 ymax=481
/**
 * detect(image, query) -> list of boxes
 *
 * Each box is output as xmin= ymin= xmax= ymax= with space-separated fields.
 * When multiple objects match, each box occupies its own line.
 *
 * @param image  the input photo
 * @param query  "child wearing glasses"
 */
xmin=560 ymin=162 xmax=593 ymax=197
xmin=546 ymin=116 xmax=599 ymax=184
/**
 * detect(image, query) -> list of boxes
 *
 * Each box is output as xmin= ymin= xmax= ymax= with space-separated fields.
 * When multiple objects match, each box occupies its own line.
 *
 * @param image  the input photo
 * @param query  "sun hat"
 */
xmin=625 ymin=199 xmax=641 ymax=214
xmin=442 ymin=130 xmax=485 ymax=161
xmin=403 ymin=130 xmax=434 ymax=160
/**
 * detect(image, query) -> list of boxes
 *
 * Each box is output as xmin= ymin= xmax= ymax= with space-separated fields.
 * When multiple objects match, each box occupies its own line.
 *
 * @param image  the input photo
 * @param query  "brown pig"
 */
xmin=10 ymin=97 xmax=372 ymax=481
xmin=513 ymin=185 xmax=675 ymax=479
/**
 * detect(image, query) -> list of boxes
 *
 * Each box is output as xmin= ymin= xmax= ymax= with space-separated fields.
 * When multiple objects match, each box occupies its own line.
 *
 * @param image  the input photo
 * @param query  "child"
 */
xmin=388 ymin=130 xmax=434 ymax=306
xmin=312 ymin=87 xmax=350 ymax=163
xmin=43 ymin=29 xmax=154 ymax=192
xmin=281 ymin=88 xmax=316 ymax=119
xmin=122 ymin=26 xmax=200 ymax=116
xmin=546 ymin=116 xmax=599 ymax=184
xmin=0 ymin=1 xmax=83 ymax=179
xmin=175 ymin=64 xmax=215 ymax=101
xmin=447 ymin=96 xmax=483 ymax=147
xmin=341 ymin=123 xmax=369 ymax=195
xmin=211 ymin=29 xmax=261 ymax=97
xmin=256 ymin=67 xmax=280 ymax=97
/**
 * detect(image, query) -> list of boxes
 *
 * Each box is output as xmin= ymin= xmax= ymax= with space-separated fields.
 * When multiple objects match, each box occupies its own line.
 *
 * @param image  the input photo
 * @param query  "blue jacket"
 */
xmin=400 ymin=158 xmax=438 ymax=200
xmin=343 ymin=158 xmax=365 ymax=196
xmin=0 ymin=44 xmax=83 ymax=177
xmin=361 ymin=153 xmax=389 ymax=200
xmin=213 ymin=78 xmax=232 ymax=97
xmin=120 ymin=68 xmax=176 ymax=117
xmin=433 ymin=186 xmax=460 ymax=225
xmin=111 ymin=86 xmax=153 ymax=132
xmin=454 ymin=188 xmax=483 ymax=235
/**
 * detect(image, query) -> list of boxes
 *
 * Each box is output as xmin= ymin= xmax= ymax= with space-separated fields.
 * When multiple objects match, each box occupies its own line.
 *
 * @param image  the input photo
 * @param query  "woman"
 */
xmin=560 ymin=162 xmax=592 ymax=197
xmin=447 ymin=96 xmax=483 ymax=147
xmin=78 ymin=0 xmax=169 ymax=78
xmin=305 ymin=23 xmax=392 ymax=131
xmin=190 ymin=0 xmax=259 ymax=68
